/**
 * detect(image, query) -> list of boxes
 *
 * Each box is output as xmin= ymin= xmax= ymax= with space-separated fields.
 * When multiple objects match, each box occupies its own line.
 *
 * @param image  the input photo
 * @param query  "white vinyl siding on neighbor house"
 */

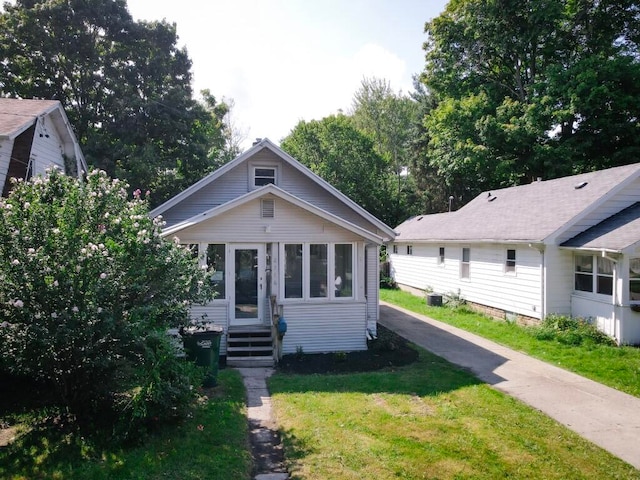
xmin=30 ymin=120 xmax=66 ymax=176
xmin=0 ymin=138 xmax=11 ymax=194
xmin=390 ymin=243 xmax=543 ymax=319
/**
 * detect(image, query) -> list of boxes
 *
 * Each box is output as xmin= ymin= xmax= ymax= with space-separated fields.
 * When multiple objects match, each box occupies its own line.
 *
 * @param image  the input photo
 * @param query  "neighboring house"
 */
xmin=151 ymin=138 xmax=396 ymax=365
xmin=0 ymin=98 xmax=87 ymax=196
xmin=388 ymin=163 xmax=640 ymax=346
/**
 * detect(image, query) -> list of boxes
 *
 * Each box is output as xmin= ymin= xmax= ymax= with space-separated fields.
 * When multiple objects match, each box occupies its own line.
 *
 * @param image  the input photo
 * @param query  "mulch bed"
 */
xmin=276 ymin=324 xmax=419 ymax=374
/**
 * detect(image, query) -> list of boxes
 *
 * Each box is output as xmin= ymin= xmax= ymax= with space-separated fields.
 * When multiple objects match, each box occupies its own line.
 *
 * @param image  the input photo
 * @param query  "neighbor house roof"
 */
xmin=394 ymin=163 xmax=640 ymax=243
xmin=561 ymin=202 xmax=640 ymax=253
xmin=151 ymin=137 xmax=396 ymax=241
xmin=0 ymin=98 xmax=61 ymax=138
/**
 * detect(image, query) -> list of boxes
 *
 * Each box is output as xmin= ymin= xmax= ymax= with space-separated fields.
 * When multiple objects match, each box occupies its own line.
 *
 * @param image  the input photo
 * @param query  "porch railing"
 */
xmin=269 ymin=294 xmax=283 ymax=363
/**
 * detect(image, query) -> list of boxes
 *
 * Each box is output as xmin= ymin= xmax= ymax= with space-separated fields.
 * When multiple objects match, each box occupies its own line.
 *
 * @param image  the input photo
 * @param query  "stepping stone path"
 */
xmin=237 ymin=368 xmax=289 ymax=480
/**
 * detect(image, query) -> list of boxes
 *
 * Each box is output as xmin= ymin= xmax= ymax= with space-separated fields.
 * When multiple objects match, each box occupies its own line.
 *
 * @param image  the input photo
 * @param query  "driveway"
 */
xmin=380 ymin=301 xmax=640 ymax=470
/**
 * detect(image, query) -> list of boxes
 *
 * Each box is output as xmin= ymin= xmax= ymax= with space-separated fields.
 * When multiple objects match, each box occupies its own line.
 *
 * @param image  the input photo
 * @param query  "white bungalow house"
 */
xmin=0 ymin=98 xmax=87 ymax=195
xmin=388 ymin=162 xmax=640 ymax=345
xmin=150 ymin=138 xmax=396 ymax=365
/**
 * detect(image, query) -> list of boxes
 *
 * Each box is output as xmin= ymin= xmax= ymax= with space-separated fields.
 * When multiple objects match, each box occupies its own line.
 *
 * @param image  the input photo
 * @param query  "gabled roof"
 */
xmin=394 ymin=163 xmax=640 ymax=243
xmin=0 ymin=98 xmax=61 ymax=138
xmin=161 ymin=183 xmax=385 ymax=244
xmin=561 ymin=202 xmax=640 ymax=253
xmin=0 ymin=98 xmax=87 ymax=174
xmin=150 ymin=138 xmax=396 ymax=241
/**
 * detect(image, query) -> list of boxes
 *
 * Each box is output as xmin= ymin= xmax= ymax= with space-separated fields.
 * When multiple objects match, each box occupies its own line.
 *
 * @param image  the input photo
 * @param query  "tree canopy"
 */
xmin=422 ymin=0 xmax=640 ymax=203
xmin=0 ymin=0 xmax=228 ymax=206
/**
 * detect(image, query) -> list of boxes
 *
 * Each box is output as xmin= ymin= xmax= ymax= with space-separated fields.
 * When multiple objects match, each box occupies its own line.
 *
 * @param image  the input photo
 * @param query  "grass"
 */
xmin=270 ymin=348 xmax=640 ymax=479
xmin=0 ymin=369 xmax=252 ymax=480
xmin=381 ymin=288 xmax=640 ymax=398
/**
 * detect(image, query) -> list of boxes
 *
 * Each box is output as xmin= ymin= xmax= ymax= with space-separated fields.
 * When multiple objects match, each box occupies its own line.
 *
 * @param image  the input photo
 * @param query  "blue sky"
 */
xmin=127 ymin=0 xmax=449 ymax=148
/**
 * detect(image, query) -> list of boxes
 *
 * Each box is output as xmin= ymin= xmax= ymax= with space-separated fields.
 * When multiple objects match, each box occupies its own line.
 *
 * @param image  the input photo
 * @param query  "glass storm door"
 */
xmin=231 ymin=244 xmax=265 ymax=326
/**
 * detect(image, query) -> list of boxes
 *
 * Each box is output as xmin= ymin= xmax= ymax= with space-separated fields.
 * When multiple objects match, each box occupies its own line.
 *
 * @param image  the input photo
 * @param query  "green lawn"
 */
xmin=0 ymin=369 xmax=252 ymax=480
xmin=381 ymin=288 xmax=640 ymax=398
xmin=270 ymin=349 xmax=640 ymax=479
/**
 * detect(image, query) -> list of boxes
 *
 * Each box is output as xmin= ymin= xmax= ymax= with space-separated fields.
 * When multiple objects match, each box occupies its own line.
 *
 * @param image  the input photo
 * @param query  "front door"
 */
xmin=230 ymin=244 xmax=265 ymax=326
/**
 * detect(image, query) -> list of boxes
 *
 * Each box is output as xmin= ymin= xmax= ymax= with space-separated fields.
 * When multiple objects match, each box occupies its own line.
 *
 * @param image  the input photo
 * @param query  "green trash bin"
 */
xmin=181 ymin=324 xmax=223 ymax=387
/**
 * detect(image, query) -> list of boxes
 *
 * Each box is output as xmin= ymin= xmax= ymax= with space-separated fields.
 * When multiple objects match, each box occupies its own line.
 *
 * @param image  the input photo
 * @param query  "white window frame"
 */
xmin=505 ymin=248 xmax=516 ymax=275
xmin=279 ymin=242 xmax=356 ymax=302
xmin=250 ymin=163 xmax=278 ymax=189
xmin=182 ymin=242 xmax=228 ymax=302
xmin=574 ymin=254 xmax=614 ymax=297
xmin=461 ymin=247 xmax=470 ymax=280
xmin=392 ymin=244 xmax=398 ymax=254
xmin=407 ymin=245 xmax=413 ymax=255
xmin=438 ymin=247 xmax=445 ymax=266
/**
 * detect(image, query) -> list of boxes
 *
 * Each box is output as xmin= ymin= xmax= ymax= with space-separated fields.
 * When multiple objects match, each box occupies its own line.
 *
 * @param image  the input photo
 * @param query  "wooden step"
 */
xmin=227 ymin=356 xmax=275 ymax=368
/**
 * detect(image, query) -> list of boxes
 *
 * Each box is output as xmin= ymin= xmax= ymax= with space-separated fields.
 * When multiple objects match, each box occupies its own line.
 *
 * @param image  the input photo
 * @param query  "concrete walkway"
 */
xmin=380 ymin=302 xmax=640 ymax=469
xmin=236 ymin=368 xmax=289 ymax=480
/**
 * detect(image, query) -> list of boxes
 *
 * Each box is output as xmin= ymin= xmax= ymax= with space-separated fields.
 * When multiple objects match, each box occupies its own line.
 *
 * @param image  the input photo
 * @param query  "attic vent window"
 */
xmin=254 ymin=167 xmax=276 ymax=186
xmin=574 ymin=181 xmax=588 ymax=189
xmin=261 ymin=199 xmax=275 ymax=218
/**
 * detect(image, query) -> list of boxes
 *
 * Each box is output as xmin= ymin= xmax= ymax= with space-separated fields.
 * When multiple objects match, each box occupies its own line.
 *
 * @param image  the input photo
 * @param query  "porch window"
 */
xmin=575 ymin=254 xmax=593 ymax=292
xmin=207 ymin=244 xmax=226 ymax=299
xmin=284 ymin=244 xmax=303 ymax=298
xmin=505 ymin=249 xmax=516 ymax=274
xmin=574 ymin=254 xmax=614 ymax=295
xmin=310 ymin=244 xmax=328 ymax=298
xmin=630 ymin=258 xmax=640 ymax=302
xmin=461 ymin=248 xmax=470 ymax=279
xmin=597 ymin=257 xmax=614 ymax=295
xmin=334 ymin=244 xmax=353 ymax=297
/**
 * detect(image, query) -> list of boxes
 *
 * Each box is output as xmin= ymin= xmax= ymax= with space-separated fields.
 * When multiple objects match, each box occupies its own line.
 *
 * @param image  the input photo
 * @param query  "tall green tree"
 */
xmin=350 ymin=77 xmax=422 ymax=223
xmin=422 ymin=0 xmax=640 ymax=204
xmin=0 ymin=0 xmax=227 ymax=206
xmin=281 ymin=114 xmax=398 ymax=226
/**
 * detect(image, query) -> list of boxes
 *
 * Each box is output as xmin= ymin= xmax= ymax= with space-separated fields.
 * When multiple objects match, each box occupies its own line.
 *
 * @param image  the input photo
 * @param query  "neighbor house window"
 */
xmin=438 ymin=247 xmax=445 ymax=265
xmin=310 ymin=244 xmax=328 ymax=298
xmin=630 ymin=258 xmax=640 ymax=302
xmin=505 ymin=249 xmax=516 ymax=274
xmin=407 ymin=245 xmax=413 ymax=255
xmin=574 ymin=254 xmax=613 ymax=295
xmin=334 ymin=244 xmax=353 ymax=298
xmin=575 ymin=254 xmax=593 ymax=292
xmin=254 ymin=166 xmax=276 ymax=187
xmin=597 ymin=257 xmax=614 ymax=295
xmin=207 ymin=244 xmax=226 ymax=299
xmin=461 ymin=248 xmax=470 ymax=279
xmin=392 ymin=244 xmax=398 ymax=254
xmin=284 ymin=244 xmax=303 ymax=298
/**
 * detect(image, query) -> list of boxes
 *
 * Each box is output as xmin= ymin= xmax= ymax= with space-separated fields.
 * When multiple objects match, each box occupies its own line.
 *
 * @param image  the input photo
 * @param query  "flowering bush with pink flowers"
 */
xmin=0 ymin=169 xmax=212 ymax=436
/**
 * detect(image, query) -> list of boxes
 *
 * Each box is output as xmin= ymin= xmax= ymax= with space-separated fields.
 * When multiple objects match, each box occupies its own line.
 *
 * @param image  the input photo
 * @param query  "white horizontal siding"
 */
xmin=544 ymin=247 xmax=574 ymax=316
xmin=280 ymin=302 xmax=367 ymax=354
xmin=174 ymin=195 xmax=363 ymax=244
xmin=0 ymin=138 xmax=12 ymax=193
xmin=366 ymin=245 xmax=379 ymax=331
xmin=390 ymin=243 xmax=543 ymax=318
xmin=31 ymin=120 xmax=65 ymax=177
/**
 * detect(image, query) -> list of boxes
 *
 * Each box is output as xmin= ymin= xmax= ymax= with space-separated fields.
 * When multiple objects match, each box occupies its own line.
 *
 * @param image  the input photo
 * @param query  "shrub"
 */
xmin=532 ymin=314 xmax=616 ymax=347
xmin=0 ymin=170 xmax=213 ymax=439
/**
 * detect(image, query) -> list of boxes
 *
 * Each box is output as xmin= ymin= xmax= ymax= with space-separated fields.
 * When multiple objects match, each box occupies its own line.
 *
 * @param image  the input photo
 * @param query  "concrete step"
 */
xmin=227 ymin=356 xmax=275 ymax=368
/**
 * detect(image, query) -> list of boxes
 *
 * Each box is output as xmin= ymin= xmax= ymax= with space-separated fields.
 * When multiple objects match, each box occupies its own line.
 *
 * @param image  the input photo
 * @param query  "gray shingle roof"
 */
xmin=395 ymin=163 xmax=640 ymax=243
xmin=561 ymin=202 xmax=640 ymax=251
xmin=0 ymin=98 xmax=60 ymax=137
